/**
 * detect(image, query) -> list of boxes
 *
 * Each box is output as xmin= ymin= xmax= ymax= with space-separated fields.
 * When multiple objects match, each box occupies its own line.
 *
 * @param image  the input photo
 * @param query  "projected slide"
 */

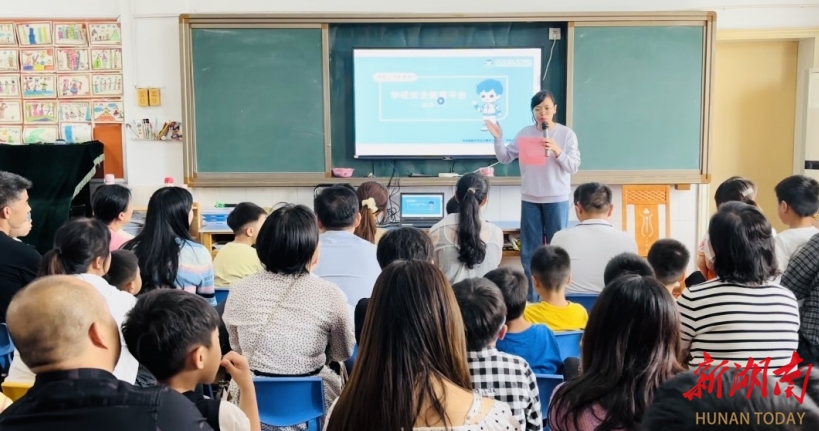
xmin=353 ymin=48 xmax=542 ymax=158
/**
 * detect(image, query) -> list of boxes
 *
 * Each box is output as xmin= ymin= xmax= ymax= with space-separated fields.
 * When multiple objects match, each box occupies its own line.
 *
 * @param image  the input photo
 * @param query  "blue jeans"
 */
xmin=521 ymin=200 xmax=570 ymax=302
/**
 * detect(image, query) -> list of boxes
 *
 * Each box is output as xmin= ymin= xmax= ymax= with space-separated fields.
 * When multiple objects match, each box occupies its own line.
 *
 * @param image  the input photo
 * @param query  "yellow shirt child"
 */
xmin=524 ymin=245 xmax=589 ymax=331
xmin=524 ymin=301 xmax=588 ymax=331
xmin=212 ymin=202 xmax=267 ymax=287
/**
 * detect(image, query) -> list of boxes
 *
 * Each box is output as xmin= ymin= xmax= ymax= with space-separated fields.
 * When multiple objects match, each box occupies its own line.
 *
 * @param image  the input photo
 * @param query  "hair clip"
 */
xmin=361 ymin=197 xmax=378 ymax=213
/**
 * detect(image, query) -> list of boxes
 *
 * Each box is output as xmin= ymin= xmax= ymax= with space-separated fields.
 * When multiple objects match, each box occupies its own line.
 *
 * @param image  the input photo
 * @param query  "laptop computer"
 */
xmin=399 ymin=193 xmax=445 ymax=228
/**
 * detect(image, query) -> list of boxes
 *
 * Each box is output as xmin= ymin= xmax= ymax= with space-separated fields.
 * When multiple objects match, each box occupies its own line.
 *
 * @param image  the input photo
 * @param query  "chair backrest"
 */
xmin=0 ymin=323 xmax=13 ymax=374
xmin=554 ymin=330 xmax=582 ymax=360
xmin=253 ymin=377 xmax=325 ymax=427
xmin=535 ymin=373 xmax=563 ymax=423
xmin=2 ymin=381 xmax=32 ymax=402
xmin=565 ymin=293 xmax=598 ymax=314
xmin=344 ymin=344 xmax=358 ymax=374
xmin=214 ymin=288 xmax=230 ymax=305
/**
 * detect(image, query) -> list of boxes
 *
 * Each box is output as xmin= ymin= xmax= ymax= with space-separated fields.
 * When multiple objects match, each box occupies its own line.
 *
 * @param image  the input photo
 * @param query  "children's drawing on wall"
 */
xmin=0 ymin=24 xmax=16 ymax=45
xmin=57 ymin=48 xmax=90 ymax=72
xmin=54 ymin=23 xmax=87 ymax=45
xmin=60 ymin=101 xmax=92 ymax=122
xmin=472 ymin=79 xmax=504 ymax=131
xmin=0 ymin=101 xmax=22 ymax=123
xmin=58 ymin=74 xmax=91 ymax=98
xmin=91 ymin=48 xmax=122 ymax=71
xmin=21 ymin=49 xmax=55 ymax=72
xmin=88 ymin=23 xmax=121 ymax=45
xmin=0 ymin=50 xmax=18 ymax=71
xmin=23 ymin=100 xmax=58 ymax=123
xmin=91 ymin=73 xmax=123 ymax=96
xmin=60 ymin=123 xmax=92 ymax=143
xmin=0 ymin=75 xmax=20 ymax=97
xmin=92 ymin=100 xmax=124 ymax=122
xmin=22 ymin=74 xmax=56 ymax=98
xmin=23 ymin=125 xmax=58 ymax=143
xmin=0 ymin=126 xmax=22 ymax=144
xmin=17 ymin=23 xmax=52 ymax=46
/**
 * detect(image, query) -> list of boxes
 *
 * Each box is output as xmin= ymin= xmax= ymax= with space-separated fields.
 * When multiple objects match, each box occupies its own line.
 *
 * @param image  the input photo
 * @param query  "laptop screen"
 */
xmin=400 ymin=193 xmax=445 ymax=220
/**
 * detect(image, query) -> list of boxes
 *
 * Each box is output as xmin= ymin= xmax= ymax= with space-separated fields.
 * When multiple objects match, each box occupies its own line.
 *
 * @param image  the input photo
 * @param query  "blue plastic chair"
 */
xmin=554 ymin=330 xmax=582 ymax=360
xmin=0 ymin=323 xmax=13 ymax=375
xmin=344 ymin=344 xmax=358 ymax=374
xmin=565 ymin=293 xmax=598 ymax=314
xmin=214 ymin=288 xmax=230 ymax=305
xmin=253 ymin=377 xmax=325 ymax=430
xmin=536 ymin=373 xmax=563 ymax=429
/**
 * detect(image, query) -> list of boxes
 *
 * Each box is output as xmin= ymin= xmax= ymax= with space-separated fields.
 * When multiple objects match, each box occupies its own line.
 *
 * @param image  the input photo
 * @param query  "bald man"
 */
xmin=0 ymin=276 xmax=213 ymax=431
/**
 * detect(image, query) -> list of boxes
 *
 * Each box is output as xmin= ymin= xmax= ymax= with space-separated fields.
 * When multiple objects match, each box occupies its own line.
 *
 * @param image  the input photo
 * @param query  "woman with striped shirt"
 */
xmin=678 ymin=201 xmax=799 ymax=370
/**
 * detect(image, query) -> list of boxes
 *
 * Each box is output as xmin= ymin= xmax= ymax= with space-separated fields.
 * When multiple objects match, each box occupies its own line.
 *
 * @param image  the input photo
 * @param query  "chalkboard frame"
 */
xmin=179 ymin=12 xmax=716 ymax=187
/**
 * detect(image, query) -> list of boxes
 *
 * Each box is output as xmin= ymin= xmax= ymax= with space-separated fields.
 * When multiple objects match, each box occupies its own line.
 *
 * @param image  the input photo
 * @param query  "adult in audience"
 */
xmin=552 ymin=182 xmax=637 ymax=295
xmin=354 ymin=226 xmax=434 ymax=343
xmin=0 ymin=276 xmax=212 ymax=431
xmin=679 ymin=202 xmax=799 ymax=369
xmin=324 ymin=261 xmax=521 ymax=431
xmin=429 ymin=173 xmax=503 ymax=283
xmin=312 ymin=185 xmax=381 ymax=310
xmin=122 ymin=186 xmax=215 ymax=305
xmin=549 ymin=275 xmax=683 ymax=431
xmin=602 ymin=252 xmax=654 ymax=286
xmin=222 ymin=204 xmax=354 ymax=407
xmin=779 ymin=232 xmax=819 ymax=365
xmin=354 ymin=181 xmax=389 ymax=244
xmin=92 ymin=184 xmax=134 ymax=251
xmin=0 ymin=171 xmax=40 ymax=323
xmin=6 ymin=218 xmax=139 ymax=385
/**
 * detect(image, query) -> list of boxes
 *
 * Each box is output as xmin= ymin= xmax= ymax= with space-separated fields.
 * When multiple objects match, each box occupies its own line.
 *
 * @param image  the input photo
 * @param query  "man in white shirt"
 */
xmin=312 ymin=185 xmax=381 ymax=314
xmin=551 ymin=183 xmax=637 ymax=294
xmin=774 ymin=175 xmax=819 ymax=272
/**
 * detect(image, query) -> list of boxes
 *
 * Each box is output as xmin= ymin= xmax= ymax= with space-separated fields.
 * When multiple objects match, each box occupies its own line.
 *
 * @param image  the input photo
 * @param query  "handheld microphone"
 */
xmin=542 ymin=122 xmax=551 ymax=157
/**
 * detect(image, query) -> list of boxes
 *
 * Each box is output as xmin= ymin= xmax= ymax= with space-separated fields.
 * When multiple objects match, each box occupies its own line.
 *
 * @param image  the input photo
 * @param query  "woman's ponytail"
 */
xmin=354 ymin=182 xmax=389 ymax=244
xmin=355 ymin=198 xmax=378 ymax=243
xmin=455 ymin=173 xmax=489 ymax=269
xmin=38 ymin=249 xmax=66 ymax=276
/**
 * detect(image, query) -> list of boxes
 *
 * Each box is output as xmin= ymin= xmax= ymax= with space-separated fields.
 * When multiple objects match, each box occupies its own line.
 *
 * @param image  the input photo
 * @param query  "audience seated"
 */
xmin=551 ymin=183 xmax=637 ymax=294
xmin=312 ymin=185 xmax=381 ymax=310
xmin=603 ymin=252 xmax=654 ymax=286
xmin=324 ymin=261 xmax=521 ymax=431
xmin=485 ymin=267 xmax=562 ymax=375
xmin=354 ymin=226 xmax=434 ymax=343
xmin=0 ymin=276 xmax=212 ymax=431
xmin=774 ymin=175 xmax=819 ymax=271
xmin=6 ymin=218 xmax=139 ymax=385
xmin=353 ymin=181 xmax=389 ymax=244
xmin=222 ymin=204 xmax=354 ymax=408
xmin=104 ymin=249 xmax=142 ymax=294
xmin=679 ymin=201 xmax=799 ymax=369
xmin=429 ymin=173 xmax=503 ymax=283
xmin=91 ymin=184 xmax=134 ymax=251
xmin=213 ymin=202 xmax=267 ymax=288
xmin=782 ymin=233 xmax=819 ymax=365
xmin=122 ymin=186 xmax=215 ymax=305
xmin=646 ymin=239 xmax=690 ymax=297
xmin=452 ymin=278 xmax=542 ymax=431
xmin=122 ymin=289 xmax=260 ymax=431
xmin=524 ymin=246 xmax=588 ymax=331
xmin=0 ymin=171 xmax=40 ymax=324
xmin=9 ymin=215 xmax=31 ymax=241
xmin=549 ymin=275 xmax=683 ymax=431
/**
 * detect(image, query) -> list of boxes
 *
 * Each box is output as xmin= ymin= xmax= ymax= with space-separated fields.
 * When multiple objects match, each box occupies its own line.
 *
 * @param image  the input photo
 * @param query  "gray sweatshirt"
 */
xmin=493 ymin=124 xmax=581 ymax=204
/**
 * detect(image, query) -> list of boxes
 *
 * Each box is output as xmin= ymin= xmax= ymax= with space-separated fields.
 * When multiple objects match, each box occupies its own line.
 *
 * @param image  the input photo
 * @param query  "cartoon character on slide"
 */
xmin=472 ymin=79 xmax=504 ymax=131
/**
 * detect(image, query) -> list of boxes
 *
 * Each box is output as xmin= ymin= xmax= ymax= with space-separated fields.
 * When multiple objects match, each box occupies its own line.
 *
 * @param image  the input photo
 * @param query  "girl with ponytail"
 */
xmin=429 ymin=173 xmax=504 ymax=283
xmin=354 ymin=181 xmax=389 ymax=244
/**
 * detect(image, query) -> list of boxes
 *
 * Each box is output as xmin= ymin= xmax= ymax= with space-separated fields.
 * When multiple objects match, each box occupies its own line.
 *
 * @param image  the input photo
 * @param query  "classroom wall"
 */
xmin=6 ymin=0 xmax=819 ymax=272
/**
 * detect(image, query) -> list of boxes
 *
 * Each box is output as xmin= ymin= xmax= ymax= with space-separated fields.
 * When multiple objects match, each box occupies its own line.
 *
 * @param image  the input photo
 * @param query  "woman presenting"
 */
xmin=487 ymin=90 xmax=581 ymax=301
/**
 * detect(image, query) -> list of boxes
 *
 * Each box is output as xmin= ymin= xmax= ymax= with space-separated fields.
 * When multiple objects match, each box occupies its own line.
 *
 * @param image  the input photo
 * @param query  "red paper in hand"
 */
xmin=519 ymin=137 xmax=546 ymax=166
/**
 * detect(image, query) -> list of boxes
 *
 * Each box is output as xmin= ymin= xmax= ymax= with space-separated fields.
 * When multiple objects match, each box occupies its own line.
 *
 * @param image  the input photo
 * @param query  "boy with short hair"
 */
xmin=524 ymin=245 xmax=588 ymax=331
xmin=647 ymin=239 xmax=690 ymax=297
xmin=485 ymin=267 xmax=562 ymax=375
xmin=122 ymin=289 xmax=261 ymax=431
xmin=104 ymin=249 xmax=142 ymax=294
xmin=213 ymin=203 xmax=267 ymax=287
xmin=603 ymin=252 xmax=655 ymax=286
xmin=774 ymin=175 xmax=819 ymax=271
xmin=452 ymin=278 xmax=542 ymax=431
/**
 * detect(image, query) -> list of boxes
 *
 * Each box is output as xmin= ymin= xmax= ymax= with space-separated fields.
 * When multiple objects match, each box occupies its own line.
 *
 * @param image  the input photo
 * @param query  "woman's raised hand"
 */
xmin=485 ymin=120 xmax=502 ymax=139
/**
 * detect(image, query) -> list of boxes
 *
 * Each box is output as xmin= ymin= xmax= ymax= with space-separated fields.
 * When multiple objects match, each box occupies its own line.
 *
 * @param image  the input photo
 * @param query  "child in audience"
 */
xmin=446 ymin=196 xmax=459 ymax=214
xmin=104 ymin=249 xmax=142 ymax=294
xmin=524 ymin=245 xmax=588 ymax=331
xmin=122 ymin=289 xmax=261 ymax=431
xmin=602 ymin=252 xmax=654 ymax=286
xmin=452 ymin=278 xmax=542 ymax=431
xmin=774 ymin=175 xmax=819 ymax=271
xmin=213 ymin=203 xmax=267 ymax=287
xmin=485 ymin=267 xmax=562 ymax=375
xmin=647 ymin=239 xmax=690 ymax=297
xmin=354 ymin=181 xmax=389 ymax=244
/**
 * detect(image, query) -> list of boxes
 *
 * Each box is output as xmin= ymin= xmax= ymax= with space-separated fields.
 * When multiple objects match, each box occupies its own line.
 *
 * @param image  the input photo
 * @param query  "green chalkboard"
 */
xmin=572 ymin=26 xmax=704 ymax=171
xmin=191 ymin=28 xmax=325 ymax=173
xmin=329 ymin=22 xmax=568 ymax=177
